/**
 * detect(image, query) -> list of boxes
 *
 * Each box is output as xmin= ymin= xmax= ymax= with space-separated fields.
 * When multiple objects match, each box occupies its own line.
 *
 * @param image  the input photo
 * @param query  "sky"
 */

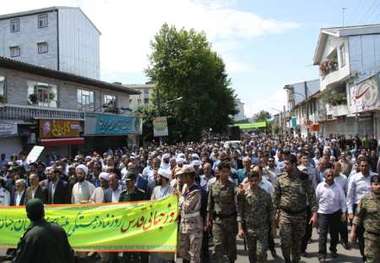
xmin=2 ymin=0 xmax=380 ymax=117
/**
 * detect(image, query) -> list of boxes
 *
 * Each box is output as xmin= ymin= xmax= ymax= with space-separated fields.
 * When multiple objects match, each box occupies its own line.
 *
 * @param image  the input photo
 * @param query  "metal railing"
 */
xmin=0 ymin=104 xmax=84 ymax=121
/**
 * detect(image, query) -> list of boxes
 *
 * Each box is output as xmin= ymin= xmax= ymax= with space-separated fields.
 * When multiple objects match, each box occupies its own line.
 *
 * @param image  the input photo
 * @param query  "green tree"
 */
xmin=146 ymin=24 xmax=236 ymax=142
xmin=253 ymin=110 xmax=271 ymax=121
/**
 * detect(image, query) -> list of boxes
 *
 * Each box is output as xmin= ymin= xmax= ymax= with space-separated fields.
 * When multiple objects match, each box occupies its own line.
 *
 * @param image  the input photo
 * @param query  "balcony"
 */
xmin=326 ymin=104 xmax=350 ymax=117
xmin=0 ymin=104 xmax=84 ymax=121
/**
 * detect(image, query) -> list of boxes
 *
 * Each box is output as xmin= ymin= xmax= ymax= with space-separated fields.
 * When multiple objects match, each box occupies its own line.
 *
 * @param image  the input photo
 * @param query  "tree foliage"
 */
xmin=253 ymin=110 xmax=271 ymax=121
xmin=146 ymin=24 xmax=237 ymax=142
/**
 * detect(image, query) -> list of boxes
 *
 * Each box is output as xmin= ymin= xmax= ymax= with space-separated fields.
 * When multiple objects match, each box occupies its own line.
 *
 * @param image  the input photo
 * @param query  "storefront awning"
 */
xmin=40 ymin=137 xmax=84 ymax=146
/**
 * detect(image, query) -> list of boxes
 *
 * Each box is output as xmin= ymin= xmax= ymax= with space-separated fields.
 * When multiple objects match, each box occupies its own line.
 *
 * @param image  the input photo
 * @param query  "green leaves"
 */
xmin=146 ymin=24 xmax=237 ymax=142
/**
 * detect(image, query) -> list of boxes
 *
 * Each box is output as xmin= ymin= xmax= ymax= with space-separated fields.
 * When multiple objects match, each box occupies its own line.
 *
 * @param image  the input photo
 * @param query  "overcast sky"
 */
xmin=2 ymin=0 xmax=379 ymax=117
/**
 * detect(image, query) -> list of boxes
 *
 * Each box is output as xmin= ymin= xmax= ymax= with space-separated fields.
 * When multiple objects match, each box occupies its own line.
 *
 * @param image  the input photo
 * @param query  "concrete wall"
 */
xmin=0 ymin=10 xmax=58 ymax=70
xmin=58 ymin=8 xmax=100 ymax=79
xmin=349 ymin=34 xmax=380 ymax=80
xmin=0 ymin=67 xmax=130 ymax=110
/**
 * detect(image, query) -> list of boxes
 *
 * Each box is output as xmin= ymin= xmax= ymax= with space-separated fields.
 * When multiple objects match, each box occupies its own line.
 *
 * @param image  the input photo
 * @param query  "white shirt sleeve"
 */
xmin=339 ymin=186 xmax=347 ymax=213
xmin=346 ymin=175 xmax=355 ymax=214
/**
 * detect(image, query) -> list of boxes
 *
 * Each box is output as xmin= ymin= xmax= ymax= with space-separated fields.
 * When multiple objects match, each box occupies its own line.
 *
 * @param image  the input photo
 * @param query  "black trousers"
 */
xmin=338 ymin=219 xmax=348 ymax=244
xmin=318 ymin=210 xmax=341 ymax=256
xmin=201 ymin=230 xmax=209 ymax=263
xmin=301 ymin=206 xmax=312 ymax=253
xmin=353 ymin=204 xmax=366 ymax=261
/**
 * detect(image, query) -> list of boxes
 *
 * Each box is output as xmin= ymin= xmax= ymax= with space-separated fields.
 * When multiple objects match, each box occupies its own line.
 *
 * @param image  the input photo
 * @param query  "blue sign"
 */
xmin=85 ymin=113 xmax=140 ymax=136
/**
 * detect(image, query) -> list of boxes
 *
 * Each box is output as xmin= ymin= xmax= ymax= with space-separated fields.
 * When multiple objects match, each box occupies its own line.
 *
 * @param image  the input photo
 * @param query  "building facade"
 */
xmin=284 ymin=79 xmax=321 ymax=137
xmin=233 ymin=98 xmax=246 ymax=122
xmin=313 ymin=24 xmax=380 ymax=139
xmin=0 ymin=57 xmax=139 ymax=158
xmin=127 ymin=83 xmax=155 ymax=111
xmin=0 ymin=6 xmax=100 ymax=79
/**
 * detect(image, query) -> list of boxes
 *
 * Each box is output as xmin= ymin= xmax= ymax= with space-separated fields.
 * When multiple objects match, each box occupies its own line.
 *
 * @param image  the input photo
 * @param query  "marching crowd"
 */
xmin=0 ymin=134 xmax=380 ymax=263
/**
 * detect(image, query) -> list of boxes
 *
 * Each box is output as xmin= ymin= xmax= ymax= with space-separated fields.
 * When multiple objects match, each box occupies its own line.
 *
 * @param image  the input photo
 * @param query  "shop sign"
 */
xmin=0 ymin=121 xmax=18 ymax=137
xmin=39 ymin=120 xmax=81 ymax=138
xmin=85 ymin=113 xmax=140 ymax=136
xmin=350 ymin=73 xmax=380 ymax=113
xmin=153 ymin=117 xmax=168 ymax=137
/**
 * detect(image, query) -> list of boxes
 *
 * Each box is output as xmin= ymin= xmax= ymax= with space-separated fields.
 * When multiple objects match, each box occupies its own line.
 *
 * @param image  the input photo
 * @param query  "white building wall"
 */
xmin=349 ymin=35 xmax=380 ymax=79
xmin=58 ymin=8 xmax=100 ymax=79
xmin=0 ymin=10 xmax=58 ymax=70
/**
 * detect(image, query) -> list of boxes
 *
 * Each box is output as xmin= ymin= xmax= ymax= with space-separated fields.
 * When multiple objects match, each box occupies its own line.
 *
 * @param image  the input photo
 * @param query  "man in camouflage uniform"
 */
xmin=238 ymin=171 xmax=273 ymax=263
xmin=207 ymin=161 xmax=239 ymax=263
xmin=273 ymin=155 xmax=318 ymax=263
xmin=178 ymin=165 xmax=203 ymax=263
xmin=351 ymin=175 xmax=380 ymax=263
xmin=119 ymin=171 xmax=148 ymax=263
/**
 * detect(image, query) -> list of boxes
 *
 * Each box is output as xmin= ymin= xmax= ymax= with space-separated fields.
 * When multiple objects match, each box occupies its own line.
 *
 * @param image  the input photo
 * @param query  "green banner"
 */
xmin=0 ymin=195 xmax=178 ymax=252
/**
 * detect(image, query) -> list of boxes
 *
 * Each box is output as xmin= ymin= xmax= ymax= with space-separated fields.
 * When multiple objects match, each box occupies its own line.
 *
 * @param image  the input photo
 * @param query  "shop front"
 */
xmin=84 ymin=113 xmax=140 ymax=153
xmin=0 ymin=120 xmax=23 ymax=157
xmin=38 ymin=119 xmax=84 ymax=158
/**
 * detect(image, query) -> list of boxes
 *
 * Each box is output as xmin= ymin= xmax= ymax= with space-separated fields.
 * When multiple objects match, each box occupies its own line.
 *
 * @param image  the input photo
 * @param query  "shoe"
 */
xmin=330 ymin=251 xmax=338 ymax=258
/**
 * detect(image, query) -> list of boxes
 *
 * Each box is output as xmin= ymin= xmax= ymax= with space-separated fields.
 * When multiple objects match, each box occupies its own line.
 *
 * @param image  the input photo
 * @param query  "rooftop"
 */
xmin=0 ymin=6 xmax=101 ymax=34
xmin=313 ymin=23 xmax=380 ymax=64
xmin=0 ymin=56 xmax=140 ymax=95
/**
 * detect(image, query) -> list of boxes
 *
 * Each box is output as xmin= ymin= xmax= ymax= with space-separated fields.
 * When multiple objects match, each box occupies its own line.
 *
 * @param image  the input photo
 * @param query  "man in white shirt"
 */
xmin=316 ymin=169 xmax=347 ymax=262
xmin=346 ymin=159 xmax=377 ymax=260
xmin=104 ymin=173 xmax=122 ymax=203
xmin=0 ymin=177 xmax=10 ymax=206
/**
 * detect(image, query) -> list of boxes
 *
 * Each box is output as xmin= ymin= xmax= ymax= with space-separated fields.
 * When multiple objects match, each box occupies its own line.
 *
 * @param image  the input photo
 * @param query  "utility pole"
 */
xmin=342 ymin=7 xmax=347 ymax=26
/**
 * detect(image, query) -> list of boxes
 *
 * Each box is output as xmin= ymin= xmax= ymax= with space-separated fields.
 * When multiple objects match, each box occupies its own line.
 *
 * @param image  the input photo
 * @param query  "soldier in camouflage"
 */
xmin=178 ymin=165 xmax=203 ymax=263
xmin=272 ymin=155 xmax=318 ymax=263
xmin=207 ymin=161 xmax=239 ymax=263
xmin=238 ymin=170 xmax=273 ymax=263
xmin=351 ymin=175 xmax=380 ymax=263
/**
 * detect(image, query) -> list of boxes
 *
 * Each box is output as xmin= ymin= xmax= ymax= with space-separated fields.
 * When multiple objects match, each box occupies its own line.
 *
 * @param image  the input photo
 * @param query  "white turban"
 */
xmin=75 ymin=164 xmax=88 ymax=175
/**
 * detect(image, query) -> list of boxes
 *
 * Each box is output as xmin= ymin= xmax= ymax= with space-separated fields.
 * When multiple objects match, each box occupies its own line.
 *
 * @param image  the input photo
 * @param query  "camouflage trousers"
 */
xmin=212 ymin=220 xmax=238 ymax=262
xmin=279 ymin=211 xmax=306 ymax=263
xmin=246 ymin=231 xmax=268 ymax=263
xmin=179 ymin=231 xmax=203 ymax=263
xmin=364 ymin=236 xmax=380 ymax=263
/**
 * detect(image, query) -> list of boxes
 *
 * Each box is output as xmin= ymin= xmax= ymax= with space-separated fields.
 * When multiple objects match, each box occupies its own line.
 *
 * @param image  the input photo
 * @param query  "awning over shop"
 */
xmin=235 ymin=121 xmax=267 ymax=130
xmin=40 ymin=137 xmax=85 ymax=146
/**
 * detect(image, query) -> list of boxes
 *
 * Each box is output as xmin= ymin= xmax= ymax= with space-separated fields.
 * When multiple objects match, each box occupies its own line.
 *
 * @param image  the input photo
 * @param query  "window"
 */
xmin=37 ymin=42 xmax=48 ymax=54
xmin=144 ymin=89 xmax=149 ymax=95
xmin=339 ymin=44 xmax=346 ymax=67
xmin=27 ymin=81 xmax=57 ymax=108
xmin=137 ymin=99 xmax=141 ymax=105
xmin=104 ymin=94 xmax=116 ymax=105
xmin=10 ymin=18 xmax=20 ymax=33
xmin=77 ymin=89 xmax=94 ymax=111
xmin=144 ymin=98 xmax=149 ymax=104
xmin=38 ymin=14 xmax=48 ymax=28
xmin=10 ymin=46 xmax=20 ymax=57
xmin=0 ymin=76 xmax=5 ymax=101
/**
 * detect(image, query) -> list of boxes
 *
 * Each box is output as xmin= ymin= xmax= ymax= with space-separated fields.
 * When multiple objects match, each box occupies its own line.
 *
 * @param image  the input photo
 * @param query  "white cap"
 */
xmin=75 ymin=164 xmax=88 ymax=175
xmin=191 ymin=153 xmax=200 ymax=160
xmin=158 ymin=168 xmax=172 ymax=180
xmin=99 ymin=172 xmax=110 ymax=181
xmin=162 ymin=153 xmax=171 ymax=160
xmin=191 ymin=160 xmax=202 ymax=167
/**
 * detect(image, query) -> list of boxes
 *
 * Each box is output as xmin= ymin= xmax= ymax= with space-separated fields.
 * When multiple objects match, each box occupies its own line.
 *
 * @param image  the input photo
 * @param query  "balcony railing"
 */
xmin=0 ymin=104 xmax=84 ymax=121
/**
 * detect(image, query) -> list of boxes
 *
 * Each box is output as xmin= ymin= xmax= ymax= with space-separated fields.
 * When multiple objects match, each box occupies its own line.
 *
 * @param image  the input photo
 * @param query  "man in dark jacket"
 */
xmin=13 ymin=198 xmax=75 ymax=263
xmin=47 ymin=168 xmax=70 ymax=204
xmin=25 ymin=173 xmax=47 ymax=204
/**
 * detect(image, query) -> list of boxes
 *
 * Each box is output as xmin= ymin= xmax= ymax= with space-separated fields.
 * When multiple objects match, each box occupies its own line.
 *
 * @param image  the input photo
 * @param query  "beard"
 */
xmin=77 ymin=177 xmax=85 ymax=182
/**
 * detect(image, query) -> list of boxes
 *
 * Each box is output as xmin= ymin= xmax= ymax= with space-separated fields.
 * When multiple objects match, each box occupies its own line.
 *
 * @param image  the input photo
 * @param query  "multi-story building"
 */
xmin=233 ymin=98 xmax=246 ymax=122
xmin=0 ymin=57 xmax=139 ymax=158
xmin=284 ymin=79 xmax=321 ymax=137
xmin=0 ymin=6 xmax=100 ymax=79
xmin=313 ymin=24 xmax=380 ymax=138
xmin=127 ymin=83 xmax=155 ymax=111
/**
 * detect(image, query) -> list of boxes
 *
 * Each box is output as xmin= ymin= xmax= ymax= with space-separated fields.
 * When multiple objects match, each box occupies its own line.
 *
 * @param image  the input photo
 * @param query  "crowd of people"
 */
xmin=0 ymin=134 xmax=379 ymax=263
